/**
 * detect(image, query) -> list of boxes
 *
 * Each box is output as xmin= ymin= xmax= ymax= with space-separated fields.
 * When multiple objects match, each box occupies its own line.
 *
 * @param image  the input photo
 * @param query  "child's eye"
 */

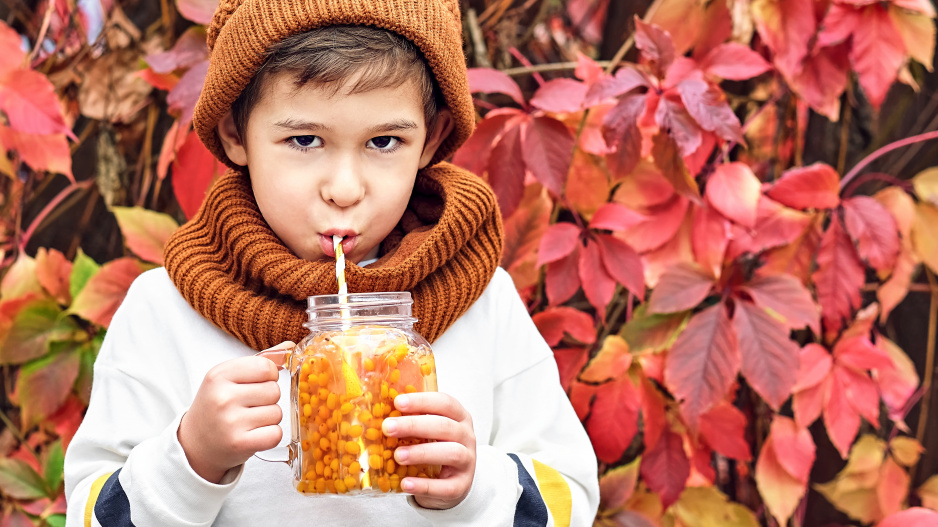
xmin=367 ymin=136 xmax=402 ymax=152
xmin=287 ymin=135 xmax=322 ymax=150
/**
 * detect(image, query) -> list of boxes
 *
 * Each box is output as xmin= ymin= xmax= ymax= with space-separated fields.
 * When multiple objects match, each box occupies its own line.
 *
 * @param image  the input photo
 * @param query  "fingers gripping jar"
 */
xmin=291 ymin=292 xmax=440 ymax=496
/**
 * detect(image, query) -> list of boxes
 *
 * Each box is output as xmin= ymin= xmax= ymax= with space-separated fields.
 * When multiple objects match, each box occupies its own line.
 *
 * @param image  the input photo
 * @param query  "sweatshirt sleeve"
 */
xmin=64 ymin=271 xmax=242 ymax=527
xmin=410 ymin=269 xmax=600 ymax=526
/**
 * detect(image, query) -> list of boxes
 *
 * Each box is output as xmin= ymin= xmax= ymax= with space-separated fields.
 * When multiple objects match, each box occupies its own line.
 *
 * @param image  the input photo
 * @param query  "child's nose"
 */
xmin=321 ymin=158 xmax=365 ymax=208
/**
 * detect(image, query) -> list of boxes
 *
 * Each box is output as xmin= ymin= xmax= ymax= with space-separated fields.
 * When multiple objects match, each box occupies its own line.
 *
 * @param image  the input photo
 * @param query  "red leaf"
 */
xmin=16 ymin=344 xmax=81 ymax=428
xmin=596 ymin=234 xmax=646 ymax=299
xmin=640 ymin=427 xmax=689 ymax=507
xmin=834 ymin=336 xmax=894 ymax=372
xmin=603 ymin=93 xmax=648 ymax=179
xmin=589 ymin=203 xmax=646 ymax=232
xmin=756 ymin=435 xmax=809 ymax=526
xmin=522 ymin=116 xmax=575 ymax=197
xmin=569 ymin=380 xmax=597 ymax=421
xmin=530 ymin=78 xmax=588 ymax=113
xmin=647 ymin=262 xmax=713 ymax=313
xmin=487 ymin=121 xmax=527 ymax=217
xmin=112 ymin=207 xmax=179 ymax=265
xmin=875 ymin=337 xmax=919 ymax=420
xmin=652 ymin=134 xmax=701 ymax=201
xmin=68 ymin=257 xmax=144 ymax=328
xmin=848 ymin=4 xmax=906 ymax=109
xmin=574 ymin=52 xmax=606 ymax=85
xmin=813 ymin=216 xmax=865 ymax=333
xmin=0 ymin=126 xmax=72 ymax=178
xmin=553 ymin=347 xmax=589 ymax=392
xmin=842 ymin=196 xmax=900 ymax=272
xmin=655 ymin=93 xmax=704 ymax=158
xmin=634 ymin=18 xmax=676 ymax=77
xmin=145 ymin=27 xmax=209 ymax=74
xmin=0 ymin=69 xmax=74 ymax=138
xmin=585 ymin=67 xmax=649 ymax=106
xmin=175 ymin=0 xmax=217 ymax=24
xmin=581 ymin=335 xmax=632 ymax=383
xmin=879 ymin=249 xmax=916 ymax=322
xmin=35 ymin=248 xmax=72 ymax=305
xmin=733 ymin=300 xmax=800 ymax=409
xmin=501 ymin=183 xmax=552 ymax=290
xmin=789 ymin=43 xmax=851 ymax=121
xmin=452 ymin=111 xmax=519 ymax=177
xmin=136 ymin=68 xmax=179 ymax=91
xmin=588 ymin=376 xmax=641 ymax=463
xmin=172 ymin=129 xmax=227 ymax=220
xmin=699 ymin=43 xmax=773 ymax=80
xmin=467 ymin=68 xmax=526 ymax=107
xmin=836 ymin=364 xmax=880 ymax=427
xmin=0 ymin=22 xmax=26 ymax=76
xmin=877 ymin=508 xmax=938 ymax=527
xmin=794 ymin=343 xmax=833 ymax=391
xmin=532 ymin=306 xmax=596 ymax=346
xmin=50 ymin=396 xmax=84 ymax=449
xmin=691 ymin=203 xmax=729 ymax=279
xmin=537 ymin=223 xmax=582 ymax=266
xmin=751 ymin=0 xmax=816 ymax=78
xmin=546 ymin=249 xmax=581 ymax=306
xmin=677 ymin=79 xmax=744 ymax=143
xmin=167 ymin=60 xmax=208 ymax=124
xmin=704 ymin=162 xmax=760 ymax=227
xmin=794 ymin=377 xmax=828 ymax=428
xmin=665 ymin=302 xmax=740 ymax=427
xmin=728 ymin=196 xmax=812 ymax=258
xmin=744 ymin=274 xmax=820 ymax=335
xmin=641 ymin=377 xmax=667 ymax=449
xmin=579 ymin=238 xmax=617 ymax=315
xmin=825 ymin=367 xmax=862 ymax=458
xmin=599 ymin=458 xmax=642 ymax=511
xmin=157 ymin=118 xmax=189 ymax=181
xmin=770 ymin=415 xmax=816 ymax=482
xmin=699 ymin=402 xmax=751 ymax=460
xmin=766 ymin=163 xmax=842 ymax=210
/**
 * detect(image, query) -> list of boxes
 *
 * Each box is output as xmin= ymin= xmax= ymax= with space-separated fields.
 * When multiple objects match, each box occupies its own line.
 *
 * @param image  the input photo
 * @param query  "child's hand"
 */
xmin=178 ymin=355 xmax=283 ymax=483
xmin=383 ymin=393 xmax=476 ymax=510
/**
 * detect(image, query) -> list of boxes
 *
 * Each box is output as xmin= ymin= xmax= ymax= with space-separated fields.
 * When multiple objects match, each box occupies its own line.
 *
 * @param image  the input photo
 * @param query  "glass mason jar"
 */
xmin=285 ymin=292 xmax=440 ymax=496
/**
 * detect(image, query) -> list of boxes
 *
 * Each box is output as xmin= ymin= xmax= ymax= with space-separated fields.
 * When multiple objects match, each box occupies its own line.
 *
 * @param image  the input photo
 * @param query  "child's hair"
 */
xmin=231 ymin=25 xmax=442 ymax=139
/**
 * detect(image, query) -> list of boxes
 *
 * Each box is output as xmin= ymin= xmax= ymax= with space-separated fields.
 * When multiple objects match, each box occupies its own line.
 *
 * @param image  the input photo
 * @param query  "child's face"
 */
xmin=217 ymin=72 xmax=451 ymax=264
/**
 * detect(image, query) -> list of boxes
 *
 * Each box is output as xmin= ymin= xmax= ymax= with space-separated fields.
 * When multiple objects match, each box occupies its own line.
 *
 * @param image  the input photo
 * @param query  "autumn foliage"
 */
xmin=2 ymin=0 xmax=938 ymax=525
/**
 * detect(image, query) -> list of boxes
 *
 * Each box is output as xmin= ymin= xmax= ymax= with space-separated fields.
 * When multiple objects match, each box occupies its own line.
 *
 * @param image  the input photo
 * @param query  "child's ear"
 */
xmin=418 ymin=108 xmax=454 ymax=168
xmin=216 ymin=111 xmax=249 ymax=166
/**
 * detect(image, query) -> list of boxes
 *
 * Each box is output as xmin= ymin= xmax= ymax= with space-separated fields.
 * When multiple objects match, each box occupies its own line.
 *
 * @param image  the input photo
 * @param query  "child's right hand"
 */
xmin=177 ymin=355 xmax=283 ymax=483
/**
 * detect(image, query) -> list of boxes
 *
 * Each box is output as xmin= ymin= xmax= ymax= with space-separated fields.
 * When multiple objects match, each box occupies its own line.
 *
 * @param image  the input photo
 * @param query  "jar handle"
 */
xmin=252 ymin=342 xmax=296 ymax=465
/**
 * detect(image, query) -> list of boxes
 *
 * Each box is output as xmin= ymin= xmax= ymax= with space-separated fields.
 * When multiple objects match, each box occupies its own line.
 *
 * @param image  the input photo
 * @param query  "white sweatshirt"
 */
xmin=64 ymin=267 xmax=599 ymax=526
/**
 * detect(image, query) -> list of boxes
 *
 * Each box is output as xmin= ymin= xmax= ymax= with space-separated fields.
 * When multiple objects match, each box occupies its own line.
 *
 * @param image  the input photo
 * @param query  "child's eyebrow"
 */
xmin=270 ymin=118 xmax=419 ymax=134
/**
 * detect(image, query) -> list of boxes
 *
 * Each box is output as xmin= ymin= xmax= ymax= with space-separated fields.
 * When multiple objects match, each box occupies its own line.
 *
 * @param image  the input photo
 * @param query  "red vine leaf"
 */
xmin=546 ymin=249 xmax=580 ymax=306
xmin=812 ymin=216 xmax=865 ymax=334
xmin=537 ymin=223 xmax=582 ymax=267
xmin=521 ymin=116 xmax=575 ymax=197
xmin=640 ymin=427 xmax=689 ymax=507
xmin=487 ymin=120 xmax=527 ymax=218
xmin=596 ymin=234 xmax=646 ymax=299
xmin=647 ymin=262 xmax=713 ymax=314
xmin=530 ymin=78 xmax=588 ymax=114
xmin=587 ymin=376 xmax=641 ymax=464
xmin=733 ymin=300 xmax=800 ymax=409
xmin=581 ymin=335 xmax=632 ymax=383
xmin=532 ymin=306 xmax=596 ymax=347
xmin=704 ymin=162 xmax=761 ymax=227
xmin=699 ymin=401 xmax=751 ymax=461
xmin=842 ymin=196 xmax=900 ymax=272
xmin=579 ymin=238 xmax=617 ymax=315
xmin=466 ymin=68 xmax=526 ymax=107
xmin=699 ymin=42 xmax=773 ymax=80
xmin=765 ymin=163 xmax=841 ymax=210
xmin=743 ymin=274 xmax=820 ymax=335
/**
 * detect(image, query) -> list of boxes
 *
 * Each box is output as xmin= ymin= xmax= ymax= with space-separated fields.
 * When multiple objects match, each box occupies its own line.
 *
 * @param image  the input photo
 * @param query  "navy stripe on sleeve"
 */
xmin=93 ymin=469 xmax=135 ymax=526
xmin=507 ymin=453 xmax=549 ymax=527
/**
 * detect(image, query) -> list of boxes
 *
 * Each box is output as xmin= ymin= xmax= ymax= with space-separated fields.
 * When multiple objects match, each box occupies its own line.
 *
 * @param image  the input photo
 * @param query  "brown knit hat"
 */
xmin=193 ymin=0 xmax=475 ymax=169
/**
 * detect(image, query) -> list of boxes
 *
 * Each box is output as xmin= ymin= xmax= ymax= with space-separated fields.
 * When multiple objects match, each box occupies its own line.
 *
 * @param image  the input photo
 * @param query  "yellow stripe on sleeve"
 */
xmin=532 ymin=460 xmax=572 ymax=527
xmin=84 ymin=472 xmax=113 ymax=527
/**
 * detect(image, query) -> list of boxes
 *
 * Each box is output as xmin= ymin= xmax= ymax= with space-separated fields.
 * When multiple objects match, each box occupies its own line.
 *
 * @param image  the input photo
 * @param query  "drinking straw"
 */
xmin=333 ymin=235 xmax=348 ymax=295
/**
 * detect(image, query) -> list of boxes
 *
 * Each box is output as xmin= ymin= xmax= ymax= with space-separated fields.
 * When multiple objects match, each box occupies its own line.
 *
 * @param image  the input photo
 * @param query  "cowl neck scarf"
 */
xmin=163 ymin=162 xmax=503 ymax=350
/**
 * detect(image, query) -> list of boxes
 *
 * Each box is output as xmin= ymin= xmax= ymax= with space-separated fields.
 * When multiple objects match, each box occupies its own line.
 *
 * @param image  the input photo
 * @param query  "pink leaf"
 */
xmin=68 ymin=257 xmax=144 ymax=328
xmin=691 ymin=203 xmax=730 ymax=279
xmin=467 ymin=68 xmax=526 ymax=107
xmin=175 ymin=0 xmax=218 ymax=24
xmin=537 ymin=223 xmax=582 ymax=266
xmin=590 ymin=203 xmax=646 ymax=232
xmin=579 ymin=238 xmax=617 ymax=315
xmin=699 ymin=402 xmax=751 ymax=460
xmin=530 ymin=78 xmax=588 ymax=113
xmin=588 ymin=376 xmax=641 ymax=464
xmin=842 ymin=196 xmax=900 ymax=272
xmin=849 ymin=4 xmax=907 ymax=109
xmin=812 ymin=216 xmax=865 ymax=333
xmin=0 ymin=69 xmax=75 ymax=138
xmin=794 ymin=343 xmax=833 ymax=391
xmin=704 ymin=162 xmax=760 ymax=228
xmin=640 ymin=428 xmax=689 ymax=507
xmin=532 ymin=306 xmax=596 ymax=346
xmin=700 ymin=43 xmax=773 ymax=80
xmin=596 ymin=234 xmax=646 ymax=299
xmin=603 ymin=93 xmax=648 ymax=178
xmin=487 ymin=121 xmax=527 ymax=218
xmin=770 ymin=415 xmax=816 ymax=482
xmin=574 ymin=52 xmax=606 ymax=85
xmin=825 ymin=368 xmax=862 ymax=458
xmin=665 ymin=302 xmax=741 ymax=427
xmin=634 ymin=17 xmax=676 ymax=77
xmin=172 ymin=129 xmax=227 ymax=220
xmin=145 ymin=27 xmax=209 ymax=73
xmin=585 ymin=67 xmax=649 ymax=106
xmin=743 ymin=274 xmax=820 ymax=335
xmin=167 ymin=59 xmax=208 ymax=124
xmin=766 ymin=163 xmax=841 ymax=210
xmin=111 ymin=207 xmax=179 ymax=265
xmin=546 ymin=249 xmax=580 ymax=306
xmin=677 ymin=79 xmax=744 ymax=143
xmin=733 ymin=300 xmax=800 ymax=409
xmin=877 ymin=508 xmax=938 ymax=527
xmin=647 ymin=262 xmax=714 ymax=313
xmin=521 ymin=116 xmax=575 ymax=197
xmin=452 ymin=111 xmax=520 ymax=177
xmin=834 ymin=336 xmax=894 ymax=372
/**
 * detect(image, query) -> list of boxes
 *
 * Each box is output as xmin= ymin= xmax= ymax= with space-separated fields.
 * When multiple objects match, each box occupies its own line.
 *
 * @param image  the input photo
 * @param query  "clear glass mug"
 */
xmin=256 ymin=292 xmax=441 ymax=496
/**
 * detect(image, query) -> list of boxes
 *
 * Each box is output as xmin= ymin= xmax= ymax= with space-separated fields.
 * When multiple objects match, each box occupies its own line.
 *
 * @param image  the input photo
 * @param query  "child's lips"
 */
xmin=319 ymin=234 xmax=357 ymax=258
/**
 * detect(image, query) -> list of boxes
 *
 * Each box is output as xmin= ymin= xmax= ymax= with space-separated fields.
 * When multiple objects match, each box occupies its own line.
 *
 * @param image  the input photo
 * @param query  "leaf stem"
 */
xmin=915 ymin=268 xmax=937 ymax=446
xmin=502 ymin=60 xmax=614 ymax=77
xmin=18 ymin=179 xmax=93 ymax=251
xmin=603 ymin=0 xmax=666 ymax=75
xmin=840 ymin=130 xmax=938 ymax=190
xmin=841 ymin=172 xmax=913 ymax=198
xmin=0 ymin=408 xmax=39 ymax=462
xmin=836 ymin=82 xmax=853 ymax=175
xmin=26 ymin=0 xmax=55 ymax=65
xmin=508 ymin=47 xmax=545 ymax=86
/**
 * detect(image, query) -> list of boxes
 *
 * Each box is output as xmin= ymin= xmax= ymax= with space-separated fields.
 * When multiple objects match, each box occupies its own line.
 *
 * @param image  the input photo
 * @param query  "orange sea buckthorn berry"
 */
xmin=345 ymin=442 xmax=361 ymax=455
xmin=364 ymin=358 xmax=375 ymax=371
xmin=404 ymin=385 xmax=417 ymax=394
xmin=345 ymin=475 xmax=357 ymax=489
xmin=330 ymin=458 xmax=339 ymax=471
xmin=389 ymin=388 xmax=399 ymax=400
xmin=420 ymin=363 xmax=432 ymax=376
xmin=396 ymin=464 xmax=407 ymax=478
xmin=301 ymin=440 xmax=310 ymax=451
xmin=311 ymin=431 xmax=322 ymax=443
xmin=383 ymin=449 xmax=392 ymax=460
xmin=390 ymin=474 xmax=400 ymax=490
xmin=305 ymin=470 xmax=316 ymax=481
xmin=318 ymin=372 xmax=329 ymax=385
xmin=301 ymin=361 xmax=311 ymax=376
xmin=378 ymin=476 xmax=391 ymax=493
xmin=369 ymin=454 xmax=383 ymax=470
xmin=299 ymin=381 xmax=310 ymax=393
xmin=340 ymin=422 xmax=349 ymax=436
xmin=296 ymin=481 xmax=307 ymax=493
xmin=313 ymin=447 xmax=324 ymax=460
xmin=387 ymin=356 xmax=398 ymax=369
xmin=335 ymin=479 xmax=347 ymax=493
xmin=389 ymin=410 xmax=402 ymax=418
xmin=318 ymin=405 xmax=330 ymax=420
xmin=341 ymin=454 xmax=354 ymax=465
xmin=365 ymin=428 xmax=381 ymax=441
xmin=349 ymin=461 xmax=361 ymax=474
xmin=318 ymin=388 xmax=329 ymax=400
xmin=323 ymin=466 xmax=332 ymax=479
xmin=316 ymin=460 xmax=325 ymax=475
xmin=389 ymin=369 xmax=401 ymax=383
xmin=324 ymin=453 xmax=334 ymax=465
xmin=319 ymin=437 xmax=330 ymax=450
xmin=299 ymin=392 xmax=310 ymax=405
xmin=386 ymin=436 xmax=398 ymax=448
xmin=318 ymin=423 xmax=329 ymax=436
xmin=303 ymin=404 xmax=313 ymax=417
xmin=340 ymin=402 xmax=354 ymax=415
xmin=349 ymin=424 xmax=363 ymax=438
xmin=358 ymin=410 xmax=373 ymax=423
xmin=386 ymin=459 xmax=395 ymax=473
xmin=380 ymin=383 xmax=389 ymax=400
xmin=337 ymin=439 xmax=346 ymax=453
xmin=367 ymin=444 xmax=382 ymax=455
xmin=327 ymin=393 xmax=338 ymax=410
xmin=315 ymin=478 xmax=326 ymax=493
xmin=407 ymin=465 xmax=419 ymax=477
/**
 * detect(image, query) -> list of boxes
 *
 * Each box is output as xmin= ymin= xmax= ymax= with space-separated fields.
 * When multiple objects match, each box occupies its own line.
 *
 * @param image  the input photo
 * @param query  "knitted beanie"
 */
xmin=194 ymin=0 xmax=475 ymax=168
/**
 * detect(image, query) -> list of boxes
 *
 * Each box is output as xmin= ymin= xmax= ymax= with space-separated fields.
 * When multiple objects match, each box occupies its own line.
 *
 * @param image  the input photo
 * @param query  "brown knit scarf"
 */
xmin=163 ymin=162 xmax=503 ymax=350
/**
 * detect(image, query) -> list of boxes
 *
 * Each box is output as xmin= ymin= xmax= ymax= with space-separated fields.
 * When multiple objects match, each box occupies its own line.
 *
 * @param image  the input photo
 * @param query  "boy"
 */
xmin=64 ymin=0 xmax=599 ymax=525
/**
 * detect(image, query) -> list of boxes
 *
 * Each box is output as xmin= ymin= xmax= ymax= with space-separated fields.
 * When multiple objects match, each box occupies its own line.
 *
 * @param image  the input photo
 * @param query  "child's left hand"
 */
xmin=383 ymin=392 xmax=476 ymax=510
